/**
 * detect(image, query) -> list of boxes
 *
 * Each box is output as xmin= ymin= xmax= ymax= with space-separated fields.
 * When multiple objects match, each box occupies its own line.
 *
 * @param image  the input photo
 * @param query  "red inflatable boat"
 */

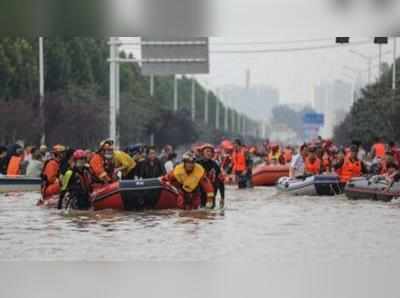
xmin=91 ymin=179 xmax=180 ymax=211
xmin=251 ymin=164 xmax=289 ymax=186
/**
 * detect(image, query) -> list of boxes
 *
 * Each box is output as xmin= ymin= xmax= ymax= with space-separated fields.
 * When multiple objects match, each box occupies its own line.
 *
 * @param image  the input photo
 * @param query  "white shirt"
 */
xmin=164 ymin=160 xmax=175 ymax=174
xmin=290 ymin=154 xmax=305 ymax=177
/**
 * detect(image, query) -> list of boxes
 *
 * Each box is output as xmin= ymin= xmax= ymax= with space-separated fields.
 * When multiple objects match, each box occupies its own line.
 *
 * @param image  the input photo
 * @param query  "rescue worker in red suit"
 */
xmin=58 ymin=150 xmax=93 ymax=210
xmin=41 ymin=145 xmax=65 ymax=200
xmin=232 ymin=139 xmax=252 ymax=189
xmin=197 ymin=144 xmax=225 ymax=209
xmin=163 ymin=152 xmax=214 ymax=210
xmin=89 ymin=140 xmax=116 ymax=184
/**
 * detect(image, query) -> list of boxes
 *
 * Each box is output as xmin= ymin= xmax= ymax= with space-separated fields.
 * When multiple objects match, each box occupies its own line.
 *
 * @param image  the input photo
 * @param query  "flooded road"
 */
xmin=1 ymin=186 xmax=400 ymax=261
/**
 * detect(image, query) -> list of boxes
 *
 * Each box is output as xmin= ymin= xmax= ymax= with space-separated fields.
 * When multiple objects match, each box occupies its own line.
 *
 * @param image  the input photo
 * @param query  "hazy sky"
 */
xmin=121 ymin=0 xmax=399 ymax=105
xmin=124 ymin=37 xmax=397 ymax=105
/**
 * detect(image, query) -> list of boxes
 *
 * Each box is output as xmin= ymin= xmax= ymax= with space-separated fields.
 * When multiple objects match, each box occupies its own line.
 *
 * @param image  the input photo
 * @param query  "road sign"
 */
xmin=303 ymin=113 xmax=325 ymax=126
xmin=141 ymin=38 xmax=209 ymax=75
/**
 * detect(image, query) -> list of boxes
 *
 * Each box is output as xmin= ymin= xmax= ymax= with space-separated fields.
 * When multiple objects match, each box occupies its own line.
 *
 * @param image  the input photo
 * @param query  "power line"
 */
xmin=211 ymin=41 xmax=371 ymax=54
xmin=211 ymin=38 xmax=333 ymax=46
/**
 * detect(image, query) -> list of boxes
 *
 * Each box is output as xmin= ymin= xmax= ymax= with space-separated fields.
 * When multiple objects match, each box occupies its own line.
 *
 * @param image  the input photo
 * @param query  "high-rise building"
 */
xmin=220 ymin=84 xmax=280 ymax=121
xmin=313 ymin=80 xmax=353 ymax=137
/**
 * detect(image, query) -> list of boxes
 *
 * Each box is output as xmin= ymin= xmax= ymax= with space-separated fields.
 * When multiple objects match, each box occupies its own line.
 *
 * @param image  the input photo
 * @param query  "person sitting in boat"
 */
xmin=320 ymin=148 xmax=332 ymax=173
xmin=41 ymin=145 xmax=65 ymax=199
xmin=113 ymin=149 xmax=136 ymax=180
xmin=289 ymin=144 xmax=308 ymax=179
xmin=267 ymin=144 xmax=285 ymax=165
xmin=89 ymin=140 xmax=117 ymax=184
xmin=125 ymin=144 xmax=146 ymax=179
xmin=382 ymin=162 xmax=400 ymax=186
xmin=0 ymin=145 xmax=7 ymax=174
xmin=305 ymin=147 xmax=322 ymax=176
xmin=164 ymin=152 xmax=177 ymax=174
xmin=371 ymin=137 xmax=386 ymax=160
xmin=162 ymin=152 xmax=214 ymax=210
xmin=283 ymin=146 xmax=293 ymax=164
xmin=6 ymin=144 xmax=24 ymax=176
xmin=197 ymin=144 xmax=225 ymax=209
xmin=58 ymin=150 xmax=93 ymax=210
xmin=40 ymin=145 xmax=51 ymax=161
xmin=137 ymin=146 xmax=166 ymax=179
xmin=335 ymin=146 xmax=367 ymax=184
xmin=26 ymin=147 xmax=43 ymax=178
xmin=232 ymin=139 xmax=252 ymax=188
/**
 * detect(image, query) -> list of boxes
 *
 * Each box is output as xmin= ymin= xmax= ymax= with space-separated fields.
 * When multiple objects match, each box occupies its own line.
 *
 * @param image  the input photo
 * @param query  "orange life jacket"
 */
xmin=232 ymin=148 xmax=247 ymax=173
xmin=373 ymin=143 xmax=386 ymax=158
xmin=7 ymin=156 xmax=22 ymax=176
xmin=41 ymin=159 xmax=61 ymax=199
xmin=89 ymin=153 xmax=109 ymax=181
xmin=283 ymin=149 xmax=293 ymax=163
xmin=340 ymin=159 xmax=362 ymax=183
xmin=305 ymin=157 xmax=321 ymax=175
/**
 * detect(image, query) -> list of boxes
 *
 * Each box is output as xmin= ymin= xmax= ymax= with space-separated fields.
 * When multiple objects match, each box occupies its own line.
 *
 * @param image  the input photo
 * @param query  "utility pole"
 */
xmin=216 ymin=91 xmax=220 ymax=130
xmin=115 ymin=59 xmax=120 ymax=148
xmin=39 ymin=37 xmax=45 ymax=145
xmin=109 ymin=37 xmax=118 ymax=145
xmin=231 ymin=108 xmax=235 ymax=134
xmin=150 ymin=75 xmax=154 ymax=96
xmin=173 ymin=75 xmax=178 ymax=111
xmin=191 ymin=77 xmax=196 ymax=121
xmin=204 ymin=88 xmax=209 ymax=124
xmin=149 ymin=75 xmax=155 ymax=146
xmin=393 ymin=37 xmax=397 ymax=91
xmin=224 ymin=96 xmax=228 ymax=132
xmin=378 ymin=43 xmax=383 ymax=77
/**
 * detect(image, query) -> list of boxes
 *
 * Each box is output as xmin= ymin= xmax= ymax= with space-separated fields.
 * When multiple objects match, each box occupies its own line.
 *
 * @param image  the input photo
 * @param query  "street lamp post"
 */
xmin=393 ymin=37 xmax=397 ymax=91
xmin=39 ymin=37 xmax=45 ymax=145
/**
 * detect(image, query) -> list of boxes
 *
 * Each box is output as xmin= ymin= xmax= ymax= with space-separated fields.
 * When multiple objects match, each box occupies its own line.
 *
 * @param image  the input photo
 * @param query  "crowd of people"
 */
xmin=1 ymin=136 xmax=399 ymax=210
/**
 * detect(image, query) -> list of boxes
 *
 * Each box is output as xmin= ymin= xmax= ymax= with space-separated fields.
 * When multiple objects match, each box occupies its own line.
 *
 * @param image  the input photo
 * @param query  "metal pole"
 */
xmin=173 ymin=75 xmax=178 ymax=111
xmin=224 ymin=98 xmax=228 ymax=132
xmin=216 ymin=97 xmax=220 ymax=130
xmin=109 ymin=37 xmax=117 ymax=142
xmin=368 ymin=59 xmax=372 ymax=84
xmin=149 ymin=75 xmax=155 ymax=145
xmin=150 ymin=75 xmax=154 ymax=96
xmin=191 ymin=77 xmax=196 ymax=121
xmin=393 ymin=37 xmax=397 ymax=91
xmin=379 ymin=43 xmax=382 ymax=77
xmin=115 ymin=60 xmax=120 ymax=148
xmin=243 ymin=117 xmax=247 ymax=137
xmin=204 ymin=89 xmax=209 ymax=124
xmin=231 ymin=108 xmax=235 ymax=133
xmin=39 ymin=37 xmax=45 ymax=145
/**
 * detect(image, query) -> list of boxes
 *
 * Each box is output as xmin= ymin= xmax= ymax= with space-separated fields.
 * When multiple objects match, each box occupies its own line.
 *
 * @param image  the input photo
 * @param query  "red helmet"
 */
xmin=73 ymin=149 xmax=87 ymax=160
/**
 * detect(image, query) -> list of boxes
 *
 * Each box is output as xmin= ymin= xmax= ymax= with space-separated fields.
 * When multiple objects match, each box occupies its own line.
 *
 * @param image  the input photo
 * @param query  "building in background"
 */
xmin=313 ymin=80 xmax=353 ymax=138
xmin=220 ymin=84 xmax=280 ymax=121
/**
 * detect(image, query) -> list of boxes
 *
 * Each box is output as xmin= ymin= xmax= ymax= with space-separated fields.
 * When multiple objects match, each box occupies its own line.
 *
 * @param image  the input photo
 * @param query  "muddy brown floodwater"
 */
xmin=1 ymin=186 xmax=400 ymax=261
